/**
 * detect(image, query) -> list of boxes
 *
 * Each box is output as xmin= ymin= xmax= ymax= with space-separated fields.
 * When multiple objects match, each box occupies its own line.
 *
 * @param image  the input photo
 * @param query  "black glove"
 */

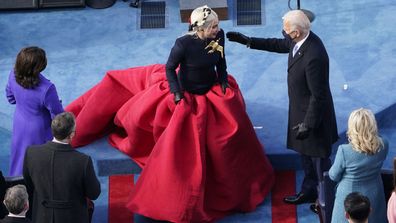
xmin=173 ymin=92 xmax=184 ymax=104
xmin=221 ymin=81 xmax=229 ymax=95
xmin=292 ymin=123 xmax=310 ymax=140
xmin=226 ymin=31 xmax=251 ymax=46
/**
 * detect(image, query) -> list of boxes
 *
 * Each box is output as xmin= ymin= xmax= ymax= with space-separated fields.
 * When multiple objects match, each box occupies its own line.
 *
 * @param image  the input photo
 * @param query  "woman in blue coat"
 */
xmin=329 ymin=108 xmax=388 ymax=223
xmin=5 ymin=46 xmax=64 ymax=177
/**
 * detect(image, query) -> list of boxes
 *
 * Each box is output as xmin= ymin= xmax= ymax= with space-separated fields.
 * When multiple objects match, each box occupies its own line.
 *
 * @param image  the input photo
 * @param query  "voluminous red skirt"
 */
xmin=66 ymin=64 xmax=275 ymax=223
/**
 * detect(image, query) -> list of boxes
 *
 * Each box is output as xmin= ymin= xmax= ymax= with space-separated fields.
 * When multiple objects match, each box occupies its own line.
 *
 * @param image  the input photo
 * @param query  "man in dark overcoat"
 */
xmin=23 ymin=112 xmax=101 ymax=223
xmin=226 ymin=10 xmax=338 ymax=208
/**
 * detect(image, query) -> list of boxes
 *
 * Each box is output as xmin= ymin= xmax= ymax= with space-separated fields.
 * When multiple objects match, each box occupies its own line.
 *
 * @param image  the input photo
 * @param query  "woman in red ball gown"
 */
xmin=66 ymin=5 xmax=274 ymax=223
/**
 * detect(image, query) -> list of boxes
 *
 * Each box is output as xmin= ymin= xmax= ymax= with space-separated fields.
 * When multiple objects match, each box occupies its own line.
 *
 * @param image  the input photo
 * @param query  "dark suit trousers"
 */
xmin=300 ymin=154 xmax=331 ymax=198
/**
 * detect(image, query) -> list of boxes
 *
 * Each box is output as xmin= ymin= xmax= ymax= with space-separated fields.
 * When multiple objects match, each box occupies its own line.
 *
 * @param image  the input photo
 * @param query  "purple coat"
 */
xmin=5 ymin=70 xmax=64 ymax=176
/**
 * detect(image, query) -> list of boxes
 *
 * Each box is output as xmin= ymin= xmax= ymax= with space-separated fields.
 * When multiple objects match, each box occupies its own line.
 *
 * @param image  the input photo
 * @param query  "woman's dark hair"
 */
xmin=14 ymin=46 xmax=47 ymax=88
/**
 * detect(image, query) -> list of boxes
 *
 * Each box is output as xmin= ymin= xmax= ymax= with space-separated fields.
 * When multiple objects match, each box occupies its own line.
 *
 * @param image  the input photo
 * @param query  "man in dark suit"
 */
xmin=226 ymin=10 xmax=338 ymax=209
xmin=23 ymin=112 xmax=101 ymax=223
xmin=0 ymin=184 xmax=31 ymax=223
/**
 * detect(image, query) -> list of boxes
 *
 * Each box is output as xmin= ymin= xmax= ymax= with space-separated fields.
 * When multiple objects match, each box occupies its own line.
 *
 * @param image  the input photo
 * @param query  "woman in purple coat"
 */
xmin=5 ymin=46 xmax=64 ymax=177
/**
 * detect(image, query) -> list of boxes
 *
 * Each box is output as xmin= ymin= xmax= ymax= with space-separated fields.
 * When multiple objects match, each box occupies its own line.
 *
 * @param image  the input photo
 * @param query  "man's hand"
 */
xmin=226 ymin=32 xmax=251 ymax=46
xmin=221 ymin=82 xmax=229 ymax=95
xmin=292 ymin=123 xmax=310 ymax=140
xmin=173 ymin=92 xmax=184 ymax=104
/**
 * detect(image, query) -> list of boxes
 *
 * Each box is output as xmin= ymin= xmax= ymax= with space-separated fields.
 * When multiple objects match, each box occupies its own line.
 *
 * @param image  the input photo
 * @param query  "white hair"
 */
xmin=282 ymin=10 xmax=311 ymax=34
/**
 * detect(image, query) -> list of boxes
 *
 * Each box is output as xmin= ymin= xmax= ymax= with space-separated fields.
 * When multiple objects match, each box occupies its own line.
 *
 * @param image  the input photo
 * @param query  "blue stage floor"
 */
xmin=1 ymin=0 xmax=396 ymax=222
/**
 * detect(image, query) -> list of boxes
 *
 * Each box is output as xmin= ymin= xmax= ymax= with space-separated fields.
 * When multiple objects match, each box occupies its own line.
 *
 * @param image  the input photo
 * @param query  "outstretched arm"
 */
xmin=226 ymin=31 xmax=291 ymax=53
xmin=226 ymin=31 xmax=251 ymax=47
xmin=250 ymin=37 xmax=291 ymax=53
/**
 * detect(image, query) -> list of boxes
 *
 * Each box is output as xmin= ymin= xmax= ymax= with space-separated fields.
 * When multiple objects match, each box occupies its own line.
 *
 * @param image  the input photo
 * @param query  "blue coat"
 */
xmin=329 ymin=139 xmax=388 ymax=223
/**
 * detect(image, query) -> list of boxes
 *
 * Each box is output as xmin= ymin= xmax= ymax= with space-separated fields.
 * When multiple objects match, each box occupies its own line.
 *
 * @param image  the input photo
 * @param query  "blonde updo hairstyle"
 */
xmin=188 ymin=5 xmax=218 ymax=35
xmin=347 ymin=108 xmax=383 ymax=155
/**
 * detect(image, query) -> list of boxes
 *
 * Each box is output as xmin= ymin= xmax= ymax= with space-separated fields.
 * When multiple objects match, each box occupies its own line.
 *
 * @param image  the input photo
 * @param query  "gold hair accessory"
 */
xmin=205 ymin=38 xmax=223 ymax=58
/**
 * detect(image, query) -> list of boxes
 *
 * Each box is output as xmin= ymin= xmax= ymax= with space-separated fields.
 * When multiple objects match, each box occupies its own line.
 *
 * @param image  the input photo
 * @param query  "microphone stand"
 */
xmin=130 ymin=0 xmax=140 ymax=8
xmin=123 ymin=0 xmax=140 ymax=8
xmin=296 ymin=0 xmax=315 ymax=22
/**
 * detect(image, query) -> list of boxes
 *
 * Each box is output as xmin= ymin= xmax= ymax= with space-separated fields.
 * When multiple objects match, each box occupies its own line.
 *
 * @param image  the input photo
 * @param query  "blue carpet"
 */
xmin=1 ymin=0 xmax=396 ymax=222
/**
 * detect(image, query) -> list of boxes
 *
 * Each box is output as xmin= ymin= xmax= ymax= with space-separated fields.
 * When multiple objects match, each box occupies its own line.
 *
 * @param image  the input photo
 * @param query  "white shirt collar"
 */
xmin=294 ymin=31 xmax=310 ymax=50
xmin=52 ymin=138 xmax=69 ymax=144
xmin=8 ymin=213 xmax=26 ymax=218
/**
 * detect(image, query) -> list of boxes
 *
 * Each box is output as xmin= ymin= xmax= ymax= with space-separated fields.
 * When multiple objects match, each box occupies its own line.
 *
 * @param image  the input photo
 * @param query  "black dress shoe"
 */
xmin=283 ymin=193 xmax=317 ymax=204
xmin=310 ymin=203 xmax=319 ymax=214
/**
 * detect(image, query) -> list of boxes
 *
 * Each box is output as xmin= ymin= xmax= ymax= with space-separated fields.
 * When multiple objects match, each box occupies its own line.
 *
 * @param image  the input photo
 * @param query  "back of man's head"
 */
xmin=344 ymin=192 xmax=371 ymax=223
xmin=51 ymin=112 xmax=76 ymax=141
xmin=3 ymin=184 xmax=28 ymax=215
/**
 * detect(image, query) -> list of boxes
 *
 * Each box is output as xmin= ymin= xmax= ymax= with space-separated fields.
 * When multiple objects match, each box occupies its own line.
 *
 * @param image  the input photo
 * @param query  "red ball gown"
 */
xmin=67 ymin=30 xmax=274 ymax=223
xmin=66 ymin=64 xmax=274 ymax=222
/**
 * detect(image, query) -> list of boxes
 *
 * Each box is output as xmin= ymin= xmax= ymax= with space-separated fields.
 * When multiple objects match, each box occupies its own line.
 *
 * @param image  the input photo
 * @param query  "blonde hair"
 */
xmin=187 ymin=5 xmax=218 ymax=36
xmin=347 ymin=108 xmax=383 ymax=155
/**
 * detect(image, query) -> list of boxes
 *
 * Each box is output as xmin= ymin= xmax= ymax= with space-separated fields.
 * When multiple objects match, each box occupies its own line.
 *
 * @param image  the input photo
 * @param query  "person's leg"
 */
xmin=283 ymin=154 xmax=318 ymax=204
xmin=300 ymin=154 xmax=319 ymax=196
xmin=309 ymin=156 xmax=331 ymax=215
xmin=312 ymin=156 xmax=331 ymax=203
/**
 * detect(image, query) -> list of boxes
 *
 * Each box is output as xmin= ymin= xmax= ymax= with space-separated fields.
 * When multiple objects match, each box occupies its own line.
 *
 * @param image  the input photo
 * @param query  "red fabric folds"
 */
xmin=66 ymin=64 xmax=275 ymax=223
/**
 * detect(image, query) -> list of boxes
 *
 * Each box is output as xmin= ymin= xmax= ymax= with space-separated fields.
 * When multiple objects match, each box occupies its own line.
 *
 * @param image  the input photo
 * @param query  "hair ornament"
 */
xmin=190 ymin=5 xmax=212 ymax=29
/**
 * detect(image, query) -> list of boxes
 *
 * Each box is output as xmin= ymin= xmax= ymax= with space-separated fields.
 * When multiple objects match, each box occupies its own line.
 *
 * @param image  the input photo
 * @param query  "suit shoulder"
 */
xmin=309 ymin=33 xmax=327 ymax=50
xmin=27 ymin=144 xmax=44 ymax=150
xmin=26 ymin=144 xmax=46 ymax=154
xmin=69 ymin=149 xmax=90 ymax=157
xmin=72 ymin=151 xmax=94 ymax=163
